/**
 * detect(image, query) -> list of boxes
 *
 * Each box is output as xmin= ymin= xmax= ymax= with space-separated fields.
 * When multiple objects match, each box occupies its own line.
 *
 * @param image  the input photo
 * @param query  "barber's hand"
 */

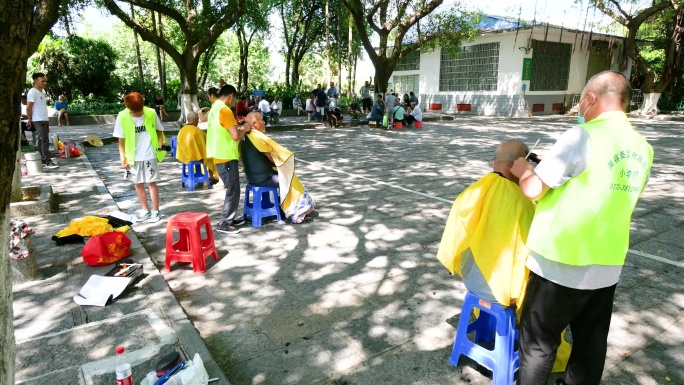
xmin=122 ymin=160 xmax=130 ymax=169
xmin=510 ymin=157 xmax=533 ymax=178
xmin=27 ymin=119 xmax=32 ymax=128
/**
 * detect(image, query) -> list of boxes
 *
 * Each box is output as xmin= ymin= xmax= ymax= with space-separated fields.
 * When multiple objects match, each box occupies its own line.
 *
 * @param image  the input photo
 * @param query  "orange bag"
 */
xmin=81 ymin=232 xmax=131 ymax=266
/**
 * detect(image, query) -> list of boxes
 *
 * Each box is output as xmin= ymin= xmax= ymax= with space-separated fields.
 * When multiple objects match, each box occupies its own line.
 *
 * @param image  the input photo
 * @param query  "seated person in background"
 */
xmin=436 ymin=140 xmax=571 ymax=373
xmin=196 ymin=87 xmax=219 ymax=130
xmin=409 ymin=102 xmax=422 ymax=125
xmin=392 ymin=100 xmax=405 ymax=125
xmin=369 ymin=94 xmax=385 ymax=122
xmin=270 ymin=96 xmax=283 ymax=122
xmin=242 ymin=112 xmax=315 ymax=223
xmin=403 ymin=103 xmax=415 ymax=126
xmin=258 ymin=96 xmax=276 ymax=122
xmin=235 ymin=95 xmax=248 ymax=124
xmin=348 ymin=99 xmax=362 ymax=120
xmin=154 ymin=94 xmax=169 ymax=120
xmin=54 ymin=95 xmax=70 ymax=127
xmin=292 ymin=93 xmax=303 ymax=115
xmin=246 ymin=95 xmax=257 ymax=111
xmin=176 ymin=112 xmax=219 ymax=185
xmin=329 ymin=107 xmax=342 ymax=127
xmin=305 ymin=93 xmax=315 ymax=121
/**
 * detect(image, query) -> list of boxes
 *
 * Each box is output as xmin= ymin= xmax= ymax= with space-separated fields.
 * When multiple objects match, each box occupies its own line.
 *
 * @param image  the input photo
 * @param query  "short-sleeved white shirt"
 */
xmin=26 ymin=87 xmax=48 ymax=121
xmin=112 ymin=113 xmax=165 ymax=161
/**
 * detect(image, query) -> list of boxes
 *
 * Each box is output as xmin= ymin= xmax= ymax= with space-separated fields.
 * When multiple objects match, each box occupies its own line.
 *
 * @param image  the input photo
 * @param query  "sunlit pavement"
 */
xmin=15 ymin=115 xmax=683 ymax=384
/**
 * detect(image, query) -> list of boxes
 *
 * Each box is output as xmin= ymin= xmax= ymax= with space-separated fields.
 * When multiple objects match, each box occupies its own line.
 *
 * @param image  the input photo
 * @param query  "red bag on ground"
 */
xmin=82 ymin=232 xmax=131 ymax=266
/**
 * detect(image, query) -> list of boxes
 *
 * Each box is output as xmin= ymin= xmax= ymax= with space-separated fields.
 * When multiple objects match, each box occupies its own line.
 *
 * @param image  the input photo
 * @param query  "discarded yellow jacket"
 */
xmin=55 ymin=216 xmax=112 ymax=237
xmin=436 ymin=172 xmax=570 ymax=372
xmin=176 ymin=124 xmax=218 ymax=178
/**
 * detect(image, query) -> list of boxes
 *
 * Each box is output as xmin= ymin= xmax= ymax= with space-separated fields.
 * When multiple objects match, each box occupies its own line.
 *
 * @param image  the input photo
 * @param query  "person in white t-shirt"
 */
xmin=113 ymin=92 xmax=166 ymax=223
xmin=305 ymin=93 xmax=315 ymax=121
xmin=26 ymin=72 xmax=58 ymax=168
xmin=328 ymin=93 xmax=339 ymax=112
xmin=270 ymin=96 xmax=283 ymax=123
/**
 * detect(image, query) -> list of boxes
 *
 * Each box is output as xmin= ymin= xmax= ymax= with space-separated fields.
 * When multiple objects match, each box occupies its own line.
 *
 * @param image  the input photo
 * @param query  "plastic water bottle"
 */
xmin=115 ymin=346 xmax=133 ymax=385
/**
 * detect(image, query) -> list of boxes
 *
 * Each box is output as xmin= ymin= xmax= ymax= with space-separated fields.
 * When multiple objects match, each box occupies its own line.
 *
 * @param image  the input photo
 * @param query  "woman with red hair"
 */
xmin=113 ymin=92 xmax=167 ymax=222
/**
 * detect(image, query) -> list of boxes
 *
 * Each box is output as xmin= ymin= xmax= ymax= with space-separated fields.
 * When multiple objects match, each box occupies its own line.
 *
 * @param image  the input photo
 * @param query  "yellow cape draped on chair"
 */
xmin=176 ymin=124 xmax=217 ymax=178
xmin=436 ymin=173 xmax=571 ymax=372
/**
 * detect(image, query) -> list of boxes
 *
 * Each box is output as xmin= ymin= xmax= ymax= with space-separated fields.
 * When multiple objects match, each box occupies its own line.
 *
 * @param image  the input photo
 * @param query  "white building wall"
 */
xmin=391 ymin=27 xmax=622 ymax=116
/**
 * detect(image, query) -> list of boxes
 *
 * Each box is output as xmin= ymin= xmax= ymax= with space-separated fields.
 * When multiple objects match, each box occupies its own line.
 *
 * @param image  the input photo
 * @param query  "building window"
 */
xmin=530 ymin=40 xmax=571 ymax=91
xmin=395 ymin=50 xmax=420 ymax=71
xmin=439 ymin=42 xmax=500 ymax=92
xmin=393 ymin=74 xmax=419 ymax=95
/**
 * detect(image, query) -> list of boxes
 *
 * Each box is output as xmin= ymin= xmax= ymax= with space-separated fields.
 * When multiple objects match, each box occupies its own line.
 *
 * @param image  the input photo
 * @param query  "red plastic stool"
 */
xmin=414 ymin=121 xmax=423 ymax=128
xmin=165 ymin=212 xmax=218 ymax=273
xmin=394 ymin=121 xmax=403 ymax=130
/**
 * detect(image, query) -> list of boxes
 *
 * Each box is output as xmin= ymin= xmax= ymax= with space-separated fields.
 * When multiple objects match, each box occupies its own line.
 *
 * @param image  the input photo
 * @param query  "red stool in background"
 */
xmin=394 ymin=121 xmax=403 ymax=130
xmin=414 ymin=121 xmax=423 ymax=128
xmin=165 ymin=212 xmax=218 ymax=273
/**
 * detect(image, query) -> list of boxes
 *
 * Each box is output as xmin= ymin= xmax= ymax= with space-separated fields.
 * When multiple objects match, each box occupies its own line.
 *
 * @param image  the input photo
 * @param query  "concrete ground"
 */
xmin=13 ymin=114 xmax=683 ymax=385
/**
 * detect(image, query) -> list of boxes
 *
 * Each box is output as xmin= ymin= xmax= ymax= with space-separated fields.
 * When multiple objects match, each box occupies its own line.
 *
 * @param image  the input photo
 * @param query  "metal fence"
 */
xmin=570 ymin=89 xmax=644 ymax=110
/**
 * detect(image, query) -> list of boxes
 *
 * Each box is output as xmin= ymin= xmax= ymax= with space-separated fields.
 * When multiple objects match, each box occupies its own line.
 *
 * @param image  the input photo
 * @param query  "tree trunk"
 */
xmin=11 ymin=128 xmax=21 ymax=203
xmin=131 ymin=6 xmax=145 ymax=92
xmin=285 ymin=51 xmax=292 ymax=88
xmin=325 ymin=0 xmax=331 ymax=82
xmin=642 ymin=93 xmax=662 ymax=114
xmin=347 ymin=17 xmax=353 ymax=96
xmin=152 ymin=11 xmax=164 ymax=97
xmin=158 ymin=12 xmax=167 ymax=100
xmin=353 ymin=53 xmax=358 ymax=94
xmin=375 ymin=64 xmax=391 ymax=94
xmin=177 ymin=57 xmax=200 ymax=123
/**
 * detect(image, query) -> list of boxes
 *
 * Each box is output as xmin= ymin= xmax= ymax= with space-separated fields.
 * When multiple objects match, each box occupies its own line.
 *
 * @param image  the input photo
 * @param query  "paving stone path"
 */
xmin=16 ymin=115 xmax=683 ymax=384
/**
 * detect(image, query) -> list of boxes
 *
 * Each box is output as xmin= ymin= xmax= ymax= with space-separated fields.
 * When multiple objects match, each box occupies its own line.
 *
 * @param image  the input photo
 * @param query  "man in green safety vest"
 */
xmin=206 ymin=84 xmax=252 ymax=234
xmin=113 ymin=92 xmax=167 ymax=223
xmin=510 ymin=71 xmax=653 ymax=385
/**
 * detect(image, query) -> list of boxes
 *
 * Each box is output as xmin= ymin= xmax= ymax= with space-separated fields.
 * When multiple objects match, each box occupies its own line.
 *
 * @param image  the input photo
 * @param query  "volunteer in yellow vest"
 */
xmin=510 ymin=71 xmax=654 ymax=385
xmin=206 ymin=84 xmax=251 ymax=234
xmin=113 ymin=92 xmax=167 ymax=223
xmin=176 ymin=111 xmax=219 ymax=185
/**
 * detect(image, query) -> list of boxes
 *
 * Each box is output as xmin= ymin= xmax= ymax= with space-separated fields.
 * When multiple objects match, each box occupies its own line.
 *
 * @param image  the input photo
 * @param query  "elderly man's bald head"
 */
xmin=245 ymin=111 xmax=265 ymax=132
xmin=186 ymin=111 xmax=199 ymax=126
xmin=585 ymin=70 xmax=632 ymax=111
xmin=493 ymin=140 xmax=529 ymax=185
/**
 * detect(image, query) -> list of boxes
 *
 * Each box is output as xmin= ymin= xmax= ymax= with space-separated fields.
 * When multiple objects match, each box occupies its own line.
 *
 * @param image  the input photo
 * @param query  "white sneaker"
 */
xmin=137 ymin=210 xmax=151 ymax=222
xmin=149 ymin=210 xmax=162 ymax=223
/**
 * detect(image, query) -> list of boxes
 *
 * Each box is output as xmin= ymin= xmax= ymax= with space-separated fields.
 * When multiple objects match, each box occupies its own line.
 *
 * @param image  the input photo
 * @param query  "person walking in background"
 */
xmin=54 ymin=95 xmax=70 ymax=127
xmin=26 ymin=72 xmax=58 ymax=169
xmin=113 ymin=92 xmax=167 ymax=223
xmin=510 ymin=71 xmax=653 ymax=385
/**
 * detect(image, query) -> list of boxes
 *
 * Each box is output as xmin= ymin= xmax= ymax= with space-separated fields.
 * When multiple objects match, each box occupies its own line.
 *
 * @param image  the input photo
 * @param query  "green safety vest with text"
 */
xmin=206 ymin=100 xmax=239 ymax=161
xmin=119 ymin=107 xmax=165 ymax=164
xmin=526 ymin=111 xmax=654 ymax=266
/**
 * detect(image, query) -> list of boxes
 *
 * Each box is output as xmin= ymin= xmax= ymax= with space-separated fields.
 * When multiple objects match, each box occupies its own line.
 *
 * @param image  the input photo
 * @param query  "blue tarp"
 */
xmin=477 ymin=15 xmax=530 ymax=32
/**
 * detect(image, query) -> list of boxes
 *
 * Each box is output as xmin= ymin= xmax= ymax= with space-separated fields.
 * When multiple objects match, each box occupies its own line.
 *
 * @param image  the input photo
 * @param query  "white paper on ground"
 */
xmin=73 ymin=275 xmax=133 ymax=306
xmin=110 ymin=210 xmax=138 ymax=224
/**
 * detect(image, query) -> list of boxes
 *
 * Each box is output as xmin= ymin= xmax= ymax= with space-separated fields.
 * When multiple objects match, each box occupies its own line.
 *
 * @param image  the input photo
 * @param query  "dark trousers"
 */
xmin=33 ymin=121 xmax=51 ymax=163
xmin=252 ymin=173 xmax=279 ymax=188
xmin=405 ymin=115 xmax=415 ymax=125
xmin=519 ymin=272 xmax=617 ymax=385
xmin=216 ymin=160 xmax=240 ymax=226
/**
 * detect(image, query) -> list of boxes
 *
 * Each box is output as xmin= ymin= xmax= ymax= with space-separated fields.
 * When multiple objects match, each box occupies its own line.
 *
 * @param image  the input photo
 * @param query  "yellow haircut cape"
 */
xmin=54 ymin=216 xmax=129 ymax=237
xmin=436 ymin=173 xmax=571 ymax=372
xmin=176 ymin=124 xmax=217 ymax=178
xmin=245 ymin=130 xmax=306 ymax=217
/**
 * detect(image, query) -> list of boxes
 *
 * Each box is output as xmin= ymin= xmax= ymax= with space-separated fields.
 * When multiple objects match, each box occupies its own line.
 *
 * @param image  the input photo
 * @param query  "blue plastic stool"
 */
xmin=449 ymin=291 xmax=519 ymax=385
xmin=181 ymin=160 xmax=211 ymax=190
xmin=242 ymin=184 xmax=282 ymax=227
xmin=170 ymin=136 xmax=178 ymax=158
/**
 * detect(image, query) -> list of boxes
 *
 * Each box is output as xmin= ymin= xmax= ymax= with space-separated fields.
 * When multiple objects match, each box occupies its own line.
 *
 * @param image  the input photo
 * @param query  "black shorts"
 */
xmin=362 ymin=98 xmax=372 ymax=110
